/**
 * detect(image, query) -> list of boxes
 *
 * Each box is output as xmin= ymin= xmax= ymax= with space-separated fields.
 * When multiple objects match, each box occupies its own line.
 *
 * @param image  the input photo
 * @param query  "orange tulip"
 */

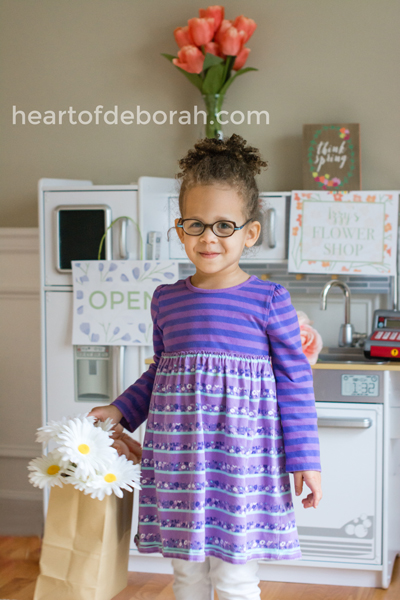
xmin=174 ymin=25 xmax=194 ymax=48
xmin=215 ymin=19 xmax=232 ymax=44
xmin=204 ymin=41 xmax=222 ymax=56
xmin=199 ymin=5 xmax=225 ymax=32
xmin=219 ymin=26 xmax=246 ymax=56
xmin=232 ymin=15 xmax=257 ymax=43
xmin=188 ymin=17 xmax=215 ymax=46
xmin=233 ymin=46 xmax=250 ymax=70
xmin=172 ymin=45 xmax=205 ymax=73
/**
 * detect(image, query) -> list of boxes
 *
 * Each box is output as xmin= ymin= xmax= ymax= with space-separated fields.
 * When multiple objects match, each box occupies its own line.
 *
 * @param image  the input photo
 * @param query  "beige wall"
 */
xmin=1 ymin=0 xmax=399 ymax=227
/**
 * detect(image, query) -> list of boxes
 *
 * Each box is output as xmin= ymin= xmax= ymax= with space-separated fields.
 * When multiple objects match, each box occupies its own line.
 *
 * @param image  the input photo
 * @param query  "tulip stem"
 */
xmin=221 ymin=55 xmax=235 ymax=88
xmin=202 ymin=93 xmax=225 ymax=139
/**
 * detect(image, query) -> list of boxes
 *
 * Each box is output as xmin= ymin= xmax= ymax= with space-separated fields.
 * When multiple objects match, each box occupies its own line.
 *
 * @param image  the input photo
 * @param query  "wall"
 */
xmin=0 ymin=229 xmax=43 ymax=534
xmin=1 ymin=0 xmax=400 ymax=227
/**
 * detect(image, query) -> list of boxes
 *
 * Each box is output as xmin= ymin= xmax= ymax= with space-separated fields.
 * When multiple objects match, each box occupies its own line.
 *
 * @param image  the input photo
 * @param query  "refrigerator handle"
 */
xmin=266 ymin=208 xmax=276 ymax=248
xmin=119 ymin=217 xmax=128 ymax=259
xmin=116 ymin=346 xmax=126 ymax=397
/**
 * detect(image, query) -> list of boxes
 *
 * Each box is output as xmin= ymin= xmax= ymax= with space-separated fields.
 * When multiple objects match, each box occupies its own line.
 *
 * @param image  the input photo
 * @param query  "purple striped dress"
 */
xmin=112 ymin=275 xmax=321 ymax=564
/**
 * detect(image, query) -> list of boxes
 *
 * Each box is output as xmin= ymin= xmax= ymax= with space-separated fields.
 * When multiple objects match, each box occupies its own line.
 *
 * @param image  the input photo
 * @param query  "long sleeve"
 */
xmin=111 ymin=284 xmax=165 ymax=432
xmin=266 ymin=284 xmax=321 ymax=473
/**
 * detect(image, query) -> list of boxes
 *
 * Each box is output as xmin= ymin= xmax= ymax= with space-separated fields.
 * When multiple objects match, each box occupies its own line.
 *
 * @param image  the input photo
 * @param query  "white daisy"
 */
xmin=36 ymin=412 xmax=96 ymax=445
xmin=85 ymin=454 xmax=141 ymax=501
xmin=48 ymin=447 xmax=71 ymax=469
xmin=94 ymin=417 xmax=116 ymax=433
xmin=63 ymin=464 xmax=97 ymax=492
xmin=57 ymin=416 xmax=117 ymax=478
xmin=36 ymin=416 xmax=70 ymax=444
xmin=27 ymin=450 xmax=67 ymax=489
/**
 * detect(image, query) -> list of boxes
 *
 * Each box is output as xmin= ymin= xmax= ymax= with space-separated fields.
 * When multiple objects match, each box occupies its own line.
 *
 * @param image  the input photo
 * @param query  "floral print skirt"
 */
xmin=134 ymin=350 xmax=302 ymax=564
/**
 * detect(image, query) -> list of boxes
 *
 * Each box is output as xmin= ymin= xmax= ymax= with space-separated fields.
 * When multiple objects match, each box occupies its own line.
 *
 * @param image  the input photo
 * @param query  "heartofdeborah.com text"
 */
xmin=12 ymin=105 xmax=269 ymax=126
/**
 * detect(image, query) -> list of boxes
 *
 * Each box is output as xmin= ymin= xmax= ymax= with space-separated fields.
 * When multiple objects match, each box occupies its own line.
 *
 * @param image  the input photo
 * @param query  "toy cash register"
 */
xmin=364 ymin=310 xmax=400 ymax=360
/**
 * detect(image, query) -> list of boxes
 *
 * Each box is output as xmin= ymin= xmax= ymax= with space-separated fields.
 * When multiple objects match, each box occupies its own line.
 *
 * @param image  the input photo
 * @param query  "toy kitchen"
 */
xmin=38 ymin=179 xmax=400 ymax=589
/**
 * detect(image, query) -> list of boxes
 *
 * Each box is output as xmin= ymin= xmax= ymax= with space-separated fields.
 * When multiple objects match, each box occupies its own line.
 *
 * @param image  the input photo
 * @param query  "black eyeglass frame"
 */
xmin=176 ymin=218 xmax=253 ymax=238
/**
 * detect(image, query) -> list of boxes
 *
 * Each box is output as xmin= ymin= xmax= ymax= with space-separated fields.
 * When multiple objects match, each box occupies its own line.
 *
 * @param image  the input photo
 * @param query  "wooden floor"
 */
xmin=1 ymin=537 xmax=399 ymax=600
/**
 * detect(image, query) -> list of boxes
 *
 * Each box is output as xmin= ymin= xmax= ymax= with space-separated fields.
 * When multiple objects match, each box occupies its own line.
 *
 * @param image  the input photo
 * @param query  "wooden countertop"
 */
xmin=144 ymin=356 xmax=400 ymax=371
xmin=311 ymin=362 xmax=400 ymax=371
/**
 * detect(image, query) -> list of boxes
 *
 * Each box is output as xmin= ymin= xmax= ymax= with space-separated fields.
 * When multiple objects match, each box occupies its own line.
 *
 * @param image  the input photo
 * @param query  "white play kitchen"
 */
xmin=38 ymin=178 xmax=400 ymax=589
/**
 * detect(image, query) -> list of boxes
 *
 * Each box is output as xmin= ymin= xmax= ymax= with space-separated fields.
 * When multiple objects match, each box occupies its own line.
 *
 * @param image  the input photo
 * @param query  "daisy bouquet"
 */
xmin=28 ymin=414 xmax=141 ymax=501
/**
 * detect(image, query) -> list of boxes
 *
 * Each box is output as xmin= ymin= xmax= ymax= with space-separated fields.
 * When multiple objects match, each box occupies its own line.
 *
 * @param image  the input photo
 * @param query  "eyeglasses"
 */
xmin=177 ymin=218 xmax=252 ymax=238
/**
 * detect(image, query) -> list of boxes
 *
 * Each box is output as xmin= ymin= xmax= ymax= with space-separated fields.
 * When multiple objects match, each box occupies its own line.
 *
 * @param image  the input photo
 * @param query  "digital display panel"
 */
xmin=341 ymin=374 xmax=379 ymax=397
xmin=385 ymin=319 xmax=400 ymax=330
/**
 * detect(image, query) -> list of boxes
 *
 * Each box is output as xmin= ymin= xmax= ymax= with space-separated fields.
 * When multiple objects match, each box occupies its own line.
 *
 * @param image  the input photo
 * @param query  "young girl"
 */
xmin=89 ymin=134 xmax=322 ymax=600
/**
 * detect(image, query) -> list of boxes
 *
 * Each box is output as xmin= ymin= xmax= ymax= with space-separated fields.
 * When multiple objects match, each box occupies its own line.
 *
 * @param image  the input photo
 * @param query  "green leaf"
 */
xmin=202 ymin=52 xmax=224 ymax=71
xmin=201 ymin=63 xmax=226 ymax=94
xmin=220 ymin=67 xmax=258 ymax=95
xmin=161 ymin=53 xmax=203 ymax=91
xmin=161 ymin=53 xmax=176 ymax=62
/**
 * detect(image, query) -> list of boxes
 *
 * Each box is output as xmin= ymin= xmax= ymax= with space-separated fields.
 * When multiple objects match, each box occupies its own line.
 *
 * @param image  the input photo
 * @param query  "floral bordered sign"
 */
xmin=288 ymin=191 xmax=399 ymax=275
xmin=72 ymin=260 xmax=179 ymax=345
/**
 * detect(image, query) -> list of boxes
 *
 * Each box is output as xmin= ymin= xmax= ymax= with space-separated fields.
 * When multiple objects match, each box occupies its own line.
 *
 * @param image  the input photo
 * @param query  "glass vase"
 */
xmin=201 ymin=93 xmax=225 ymax=139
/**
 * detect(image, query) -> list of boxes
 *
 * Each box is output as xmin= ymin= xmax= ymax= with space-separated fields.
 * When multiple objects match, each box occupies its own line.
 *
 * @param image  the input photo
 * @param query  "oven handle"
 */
xmin=266 ymin=208 xmax=276 ymax=248
xmin=317 ymin=417 xmax=372 ymax=429
xmin=116 ymin=345 xmax=126 ymax=397
xmin=119 ymin=217 xmax=128 ymax=259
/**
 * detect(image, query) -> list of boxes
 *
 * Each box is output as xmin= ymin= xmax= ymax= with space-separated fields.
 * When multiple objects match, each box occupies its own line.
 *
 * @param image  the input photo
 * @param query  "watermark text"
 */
xmin=12 ymin=104 xmax=269 ymax=126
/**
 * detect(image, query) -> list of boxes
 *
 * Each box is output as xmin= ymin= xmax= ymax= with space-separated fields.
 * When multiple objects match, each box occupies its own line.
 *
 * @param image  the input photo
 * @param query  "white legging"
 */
xmin=171 ymin=556 xmax=261 ymax=600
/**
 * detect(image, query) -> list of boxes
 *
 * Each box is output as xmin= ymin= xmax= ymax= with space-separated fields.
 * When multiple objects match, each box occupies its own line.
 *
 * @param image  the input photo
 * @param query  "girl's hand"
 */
xmin=293 ymin=470 xmax=322 ymax=508
xmin=87 ymin=404 xmax=123 ymax=426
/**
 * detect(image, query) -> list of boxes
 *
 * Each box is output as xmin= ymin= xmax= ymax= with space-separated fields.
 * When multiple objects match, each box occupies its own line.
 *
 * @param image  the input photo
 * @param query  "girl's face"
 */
xmin=174 ymin=184 xmax=261 ymax=277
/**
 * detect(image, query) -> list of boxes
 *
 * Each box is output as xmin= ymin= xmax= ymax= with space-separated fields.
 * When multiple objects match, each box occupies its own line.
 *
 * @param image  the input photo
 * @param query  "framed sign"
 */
xmin=72 ymin=260 xmax=179 ymax=345
xmin=288 ymin=190 xmax=399 ymax=275
xmin=303 ymin=123 xmax=360 ymax=190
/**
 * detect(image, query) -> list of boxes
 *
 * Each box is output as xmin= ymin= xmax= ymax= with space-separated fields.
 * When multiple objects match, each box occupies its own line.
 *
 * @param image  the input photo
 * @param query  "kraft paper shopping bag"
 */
xmin=34 ymin=483 xmax=133 ymax=600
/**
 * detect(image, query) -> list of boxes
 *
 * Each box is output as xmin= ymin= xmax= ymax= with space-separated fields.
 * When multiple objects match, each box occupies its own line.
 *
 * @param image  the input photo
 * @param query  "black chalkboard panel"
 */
xmin=58 ymin=208 xmax=107 ymax=270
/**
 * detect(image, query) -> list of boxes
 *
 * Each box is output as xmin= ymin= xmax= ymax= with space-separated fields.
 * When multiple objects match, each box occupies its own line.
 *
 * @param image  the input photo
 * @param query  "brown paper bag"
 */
xmin=34 ymin=483 xmax=133 ymax=600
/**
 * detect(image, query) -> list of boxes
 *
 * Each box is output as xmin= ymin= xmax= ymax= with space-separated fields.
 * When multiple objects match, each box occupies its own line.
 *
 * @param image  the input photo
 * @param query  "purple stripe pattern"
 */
xmin=112 ymin=275 xmax=321 ymax=563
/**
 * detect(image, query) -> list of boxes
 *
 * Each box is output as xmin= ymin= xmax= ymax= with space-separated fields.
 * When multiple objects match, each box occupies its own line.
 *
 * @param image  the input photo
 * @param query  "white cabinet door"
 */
xmin=45 ymin=291 xmax=76 ymax=422
xmin=292 ymin=402 xmax=383 ymax=564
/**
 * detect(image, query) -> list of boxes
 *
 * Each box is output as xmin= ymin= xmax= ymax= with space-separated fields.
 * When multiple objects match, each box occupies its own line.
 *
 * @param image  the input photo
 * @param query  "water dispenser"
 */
xmin=74 ymin=345 xmax=114 ymax=402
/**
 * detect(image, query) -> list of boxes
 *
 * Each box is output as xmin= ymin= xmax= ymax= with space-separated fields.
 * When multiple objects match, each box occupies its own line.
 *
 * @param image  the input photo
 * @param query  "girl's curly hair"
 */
xmin=168 ymin=134 xmax=268 ymax=252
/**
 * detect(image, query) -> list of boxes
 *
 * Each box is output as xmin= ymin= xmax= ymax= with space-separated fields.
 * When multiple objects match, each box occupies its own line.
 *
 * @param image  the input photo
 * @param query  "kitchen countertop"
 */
xmin=311 ymin=361 xmax=400 ymax=370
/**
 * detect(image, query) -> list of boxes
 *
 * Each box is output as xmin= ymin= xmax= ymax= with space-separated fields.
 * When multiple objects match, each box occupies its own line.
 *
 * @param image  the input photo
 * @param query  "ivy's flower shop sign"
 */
xmin=288 ymin=191 xmax=399 ymax=275
xmin=71 ymin=260 xmax=179 ymax=345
